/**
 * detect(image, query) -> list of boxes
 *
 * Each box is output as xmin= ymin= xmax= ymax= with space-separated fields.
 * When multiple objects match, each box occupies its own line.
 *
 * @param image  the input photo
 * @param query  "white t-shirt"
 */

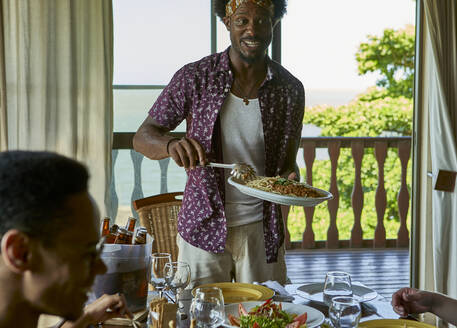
xmin=220 ymin=93 xmax=265 ymax=227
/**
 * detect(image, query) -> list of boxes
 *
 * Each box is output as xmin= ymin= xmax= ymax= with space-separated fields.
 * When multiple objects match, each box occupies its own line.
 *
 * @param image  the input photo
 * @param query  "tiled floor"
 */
xmin=285 ymin=248 xmax=410 ymax=299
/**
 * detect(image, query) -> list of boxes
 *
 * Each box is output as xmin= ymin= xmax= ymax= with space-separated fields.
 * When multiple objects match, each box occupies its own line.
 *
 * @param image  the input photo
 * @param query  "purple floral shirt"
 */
xmin=149 ymin=47 xmax=304 ymax=263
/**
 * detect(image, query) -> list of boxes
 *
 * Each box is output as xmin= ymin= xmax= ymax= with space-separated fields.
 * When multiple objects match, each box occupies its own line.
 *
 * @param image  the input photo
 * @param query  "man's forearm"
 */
xmin=133 ymin=121 xmax=173 ymax=160
xmin=280 ymin=137 xmax=300 ymax=178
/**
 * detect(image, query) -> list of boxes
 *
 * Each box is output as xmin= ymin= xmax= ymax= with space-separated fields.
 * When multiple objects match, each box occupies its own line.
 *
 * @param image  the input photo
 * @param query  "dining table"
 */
xmin=100 ymin=282 xmax=425 ymax=328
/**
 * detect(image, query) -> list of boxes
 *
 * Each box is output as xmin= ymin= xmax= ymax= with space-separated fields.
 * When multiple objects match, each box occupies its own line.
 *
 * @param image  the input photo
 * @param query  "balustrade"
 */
xmin=111 ymin=133 xmax=411 ymax=249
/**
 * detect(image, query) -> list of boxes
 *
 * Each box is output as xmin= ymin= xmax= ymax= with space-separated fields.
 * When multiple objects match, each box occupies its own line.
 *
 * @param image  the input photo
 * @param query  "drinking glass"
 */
xmin=164 ymin=261 xmax=191 ymax=302
xmin=150 ymin=252 xmax=171 ymax=298
xmin=329 ymin=296 xmax=361 ymax=328
xmin=323 ymin=271 xmax=353 ymax=306
xmin=190 ymin=287 xmax=225 ymax=328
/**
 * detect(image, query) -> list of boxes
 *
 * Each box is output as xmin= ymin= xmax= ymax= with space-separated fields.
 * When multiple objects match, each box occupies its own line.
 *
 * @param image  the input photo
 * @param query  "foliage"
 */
xmin=307 ymin=88 xmax=413 ymax=137
xmin=356 ymin=25 xmax=415 ymax=98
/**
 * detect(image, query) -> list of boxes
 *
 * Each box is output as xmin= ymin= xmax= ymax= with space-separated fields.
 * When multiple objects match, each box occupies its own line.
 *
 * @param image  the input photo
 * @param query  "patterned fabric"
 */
xmin=149 ymin=47 xmax=304 ymax=263
xmin=225 ymin=0 xmax=274 ymax=17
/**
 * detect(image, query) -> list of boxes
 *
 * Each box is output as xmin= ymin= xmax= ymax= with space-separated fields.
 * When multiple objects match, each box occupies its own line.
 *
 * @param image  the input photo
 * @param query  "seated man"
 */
xmin=0 ymin=151 xmax=132 ymax=328
xmin=392 ymin=287 xmax=457 ymax=325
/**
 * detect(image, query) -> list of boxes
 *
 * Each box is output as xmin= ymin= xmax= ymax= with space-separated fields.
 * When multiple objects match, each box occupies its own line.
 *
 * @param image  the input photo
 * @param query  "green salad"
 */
xmin=227 ymin=299 xmax=308 ymax=328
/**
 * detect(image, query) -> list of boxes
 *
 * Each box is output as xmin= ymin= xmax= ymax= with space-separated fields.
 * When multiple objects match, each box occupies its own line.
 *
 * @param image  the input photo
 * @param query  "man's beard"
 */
xmin=238 ymin=46 xmax=267 ymax=64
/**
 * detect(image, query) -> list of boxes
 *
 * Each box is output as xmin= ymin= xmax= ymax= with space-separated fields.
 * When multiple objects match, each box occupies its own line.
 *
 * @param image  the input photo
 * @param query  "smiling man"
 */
xmin=0 ymin=151 xmax=131 ymax=328
xmin=134 ymin=0 xmax=304 ymax=286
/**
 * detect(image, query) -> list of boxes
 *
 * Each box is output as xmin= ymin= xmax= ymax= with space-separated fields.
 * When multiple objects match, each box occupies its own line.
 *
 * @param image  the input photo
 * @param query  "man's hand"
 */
xmin=168 ymin=137 xmax=206 ymax=169
xmin=62 ymin=293 xmax=133 ymax=328
xmin=280 ymin=171 xmax=298 ymax=181
xmin=391 ymin=288 xmax=433 ymax=317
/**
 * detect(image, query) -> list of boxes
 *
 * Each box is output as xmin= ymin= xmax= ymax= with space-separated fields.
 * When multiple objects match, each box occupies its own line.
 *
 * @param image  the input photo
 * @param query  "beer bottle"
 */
xmin=105 ymin=224 xmax=119 ymax=244
xmin=114 ymin=228 xmax=129 ymax=244
xmin=101 ymin=217 xmax=110 ymax=237
xmin=125 ymin=217 xmax=136 ymax=232
xmin=134 ymin=228 xmax=147 ymax=245
xmin=126 ymin=230 xmax=134 ymax=244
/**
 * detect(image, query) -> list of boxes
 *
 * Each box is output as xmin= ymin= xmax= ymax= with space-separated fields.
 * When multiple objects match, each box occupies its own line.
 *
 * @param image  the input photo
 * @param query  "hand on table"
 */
xmin=391 ymin=287 xmax=433 ymax=317
xmin=62 ymin=293 xmax=133 ymax=328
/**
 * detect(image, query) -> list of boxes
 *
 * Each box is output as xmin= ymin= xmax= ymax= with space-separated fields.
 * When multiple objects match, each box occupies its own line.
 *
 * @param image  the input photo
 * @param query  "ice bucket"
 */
xmin=89 ymin=241 xmax=152 ymax=312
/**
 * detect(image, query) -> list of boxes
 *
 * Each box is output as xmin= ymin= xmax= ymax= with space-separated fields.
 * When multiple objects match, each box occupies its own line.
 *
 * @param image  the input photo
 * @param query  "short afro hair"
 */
xmin=0 ymin=151 xmax=89 ymax=246
xmin=213 ymin=0 xmax=287 ymax=22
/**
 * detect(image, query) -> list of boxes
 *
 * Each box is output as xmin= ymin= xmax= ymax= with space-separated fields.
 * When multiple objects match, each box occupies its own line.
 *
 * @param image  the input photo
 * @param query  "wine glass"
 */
xmin=323 ymin=271 xmax=353 ymax=306
xmin=190 ymin=287 xmax=225 ymax=328
xmin=164 ymin=261 xmax=191 ymax=302
xmin=150 ymin=252 xmax=171 ymax=298
xmin=329 ymin=296 xmax=361 ymax=328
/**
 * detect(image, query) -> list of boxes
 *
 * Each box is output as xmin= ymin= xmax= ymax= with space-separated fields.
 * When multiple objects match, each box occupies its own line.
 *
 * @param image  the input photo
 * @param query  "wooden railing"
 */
xmin=111 ymin=133 xmax=411 ymax=250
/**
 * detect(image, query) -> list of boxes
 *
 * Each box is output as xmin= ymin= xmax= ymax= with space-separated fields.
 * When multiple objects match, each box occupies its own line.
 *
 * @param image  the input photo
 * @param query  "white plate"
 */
xmin=296 ymin=282 xmax=378 ymax=303
xmin=224 ymin=301 xmax=325 ymax=328
xmin=227 ymin=177 xmax=333 ymax=207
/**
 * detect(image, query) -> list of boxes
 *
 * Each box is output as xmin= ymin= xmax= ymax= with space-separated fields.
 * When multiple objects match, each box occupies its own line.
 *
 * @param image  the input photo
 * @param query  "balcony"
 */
xmin=111 ymin=133 xmax=411 ymax=297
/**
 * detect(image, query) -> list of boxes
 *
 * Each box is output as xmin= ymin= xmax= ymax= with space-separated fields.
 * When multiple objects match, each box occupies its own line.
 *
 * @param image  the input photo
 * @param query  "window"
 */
xmin=112 ymin=1 xmax=212 ymax=222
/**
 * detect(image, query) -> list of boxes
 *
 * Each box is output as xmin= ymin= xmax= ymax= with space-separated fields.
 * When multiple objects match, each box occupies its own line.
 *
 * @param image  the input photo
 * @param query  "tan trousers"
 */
xmin=177 ymin=220 xmax=287 ymax=288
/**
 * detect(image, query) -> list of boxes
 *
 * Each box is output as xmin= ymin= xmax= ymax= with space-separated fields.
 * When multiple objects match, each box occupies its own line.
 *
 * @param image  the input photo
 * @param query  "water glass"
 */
xmin=190 ymin=287 xmax=225 ymax=328
xmin=150 ymin=253 xmax=172 ymax=298
xmin=329 ymin=296 xmax=361 ymax=328
xmin=323 ymin=271 xmax=353 ymax=306
xmin=164 ymin=261 xmax=191 ymax=302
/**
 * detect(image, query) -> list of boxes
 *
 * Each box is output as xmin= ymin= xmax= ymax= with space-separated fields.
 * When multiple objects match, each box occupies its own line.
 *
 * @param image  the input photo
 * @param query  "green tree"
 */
xmin=356 ymin=25 xmax=415 ymax=98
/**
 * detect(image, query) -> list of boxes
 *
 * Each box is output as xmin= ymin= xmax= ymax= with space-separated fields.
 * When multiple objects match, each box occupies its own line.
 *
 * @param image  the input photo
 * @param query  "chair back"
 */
xmin=133 ymin=192 xmax=183 ymax=262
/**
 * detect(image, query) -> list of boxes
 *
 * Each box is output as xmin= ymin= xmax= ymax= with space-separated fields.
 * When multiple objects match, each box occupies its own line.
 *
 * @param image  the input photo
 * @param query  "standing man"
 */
xmin=134 ymin=0 xmax=304 ymax=287
xmin=0 ymin=151 xmax=132 ymax=328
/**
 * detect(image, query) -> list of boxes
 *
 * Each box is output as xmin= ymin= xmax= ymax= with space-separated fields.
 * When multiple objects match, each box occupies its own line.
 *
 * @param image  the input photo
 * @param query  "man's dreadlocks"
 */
xmin=213 ymin=0 xmax=287 ymax=22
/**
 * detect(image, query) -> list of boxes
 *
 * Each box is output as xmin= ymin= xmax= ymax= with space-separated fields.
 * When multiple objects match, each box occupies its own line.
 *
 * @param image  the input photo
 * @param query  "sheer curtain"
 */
xmin=0 ymin=0 xmax=113 ymax=220
xmin=414 ymin=0 xmax=457 ymax=327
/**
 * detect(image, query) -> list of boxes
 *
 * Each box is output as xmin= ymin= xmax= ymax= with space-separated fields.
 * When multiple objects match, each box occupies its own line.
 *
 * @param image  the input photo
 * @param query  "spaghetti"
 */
xmin=246 ymin=176 xmax=324 ymax=198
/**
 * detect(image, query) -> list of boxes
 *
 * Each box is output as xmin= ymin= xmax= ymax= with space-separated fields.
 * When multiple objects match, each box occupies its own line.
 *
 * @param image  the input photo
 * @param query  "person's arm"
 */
xmin=429 ymin=292 xmax=457 ymax=325
xmin=133 ymin=115 xmax=176 ymax=160
xmin=392 ymin=287 xmax=457 ymax=325
xmin=279 ymin=80 xmax=305 ymax=181
xmin=133 ymin=116 xmax=206 ymax=169
xmin=61 ymin=294 xmax=133 ymax=328
xmin=279 ymin=137 xmax=300 ymax=181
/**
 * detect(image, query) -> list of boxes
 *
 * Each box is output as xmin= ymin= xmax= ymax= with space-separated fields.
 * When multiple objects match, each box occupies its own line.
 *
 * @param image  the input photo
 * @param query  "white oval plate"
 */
xmin=296 ymin=282 xmax=378 ymax=303
xmin=228 ymin=177 xmax=333 ymax=207
xmin=224 ymin=301 xmax=325 ymax=328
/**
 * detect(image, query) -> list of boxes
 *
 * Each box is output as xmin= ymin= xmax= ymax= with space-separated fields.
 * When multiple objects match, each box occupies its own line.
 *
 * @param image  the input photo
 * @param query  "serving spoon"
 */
xmin=205 ymin=162 xmax=256 ymax=181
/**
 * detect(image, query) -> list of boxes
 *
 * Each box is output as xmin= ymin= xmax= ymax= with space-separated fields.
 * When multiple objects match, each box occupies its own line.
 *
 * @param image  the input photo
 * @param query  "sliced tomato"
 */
xmin=252 ymin=322 xmax=260 ymax=328
xmin=238 ymin=303 xmax=248 ymax=316
xmin=227 ymin=314 xmax=241 ymax=327
xmin=285 ymin=321 xmax=300 ymax=328
xmin=292 ymin=313 xmax=307 ymax=325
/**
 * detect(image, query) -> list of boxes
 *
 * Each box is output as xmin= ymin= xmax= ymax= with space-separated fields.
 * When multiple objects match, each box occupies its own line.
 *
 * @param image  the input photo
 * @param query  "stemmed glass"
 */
xmin=190 ymin=287 xmax=225 ymax=328
xmin=150 ymin=252 xmax=171 ymax=298
xmin=329 ymin=296 xmax=361 ymax=328
xmin=323 ymin=271 xmax=353 ymax=306
xmin=164 ymin=261 xmax=191 ymax=302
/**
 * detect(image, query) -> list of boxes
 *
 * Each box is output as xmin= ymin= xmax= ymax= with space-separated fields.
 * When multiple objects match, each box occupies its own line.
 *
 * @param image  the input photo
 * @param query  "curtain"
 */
xmin=0 ymin=0 xmax=113 ymax=219
xmin=0 ymin=2 xmax=6 ymax=150
xmin=415 ymin=0 xmax=457 ymax=327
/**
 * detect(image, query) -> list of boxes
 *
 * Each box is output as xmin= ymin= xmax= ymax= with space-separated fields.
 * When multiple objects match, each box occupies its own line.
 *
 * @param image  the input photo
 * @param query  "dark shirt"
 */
xmin=149 ymin=47 xmax=305 ymax=262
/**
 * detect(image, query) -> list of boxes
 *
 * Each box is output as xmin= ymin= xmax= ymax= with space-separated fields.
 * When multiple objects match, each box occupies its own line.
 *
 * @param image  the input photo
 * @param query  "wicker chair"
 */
xmin=132 ymin=192 xmax=183 ymax=262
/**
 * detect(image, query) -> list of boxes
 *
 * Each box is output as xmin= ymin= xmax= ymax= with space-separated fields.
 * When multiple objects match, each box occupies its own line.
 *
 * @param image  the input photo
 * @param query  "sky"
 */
xmin=113 ymin=0 xmax=416 ymax=94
